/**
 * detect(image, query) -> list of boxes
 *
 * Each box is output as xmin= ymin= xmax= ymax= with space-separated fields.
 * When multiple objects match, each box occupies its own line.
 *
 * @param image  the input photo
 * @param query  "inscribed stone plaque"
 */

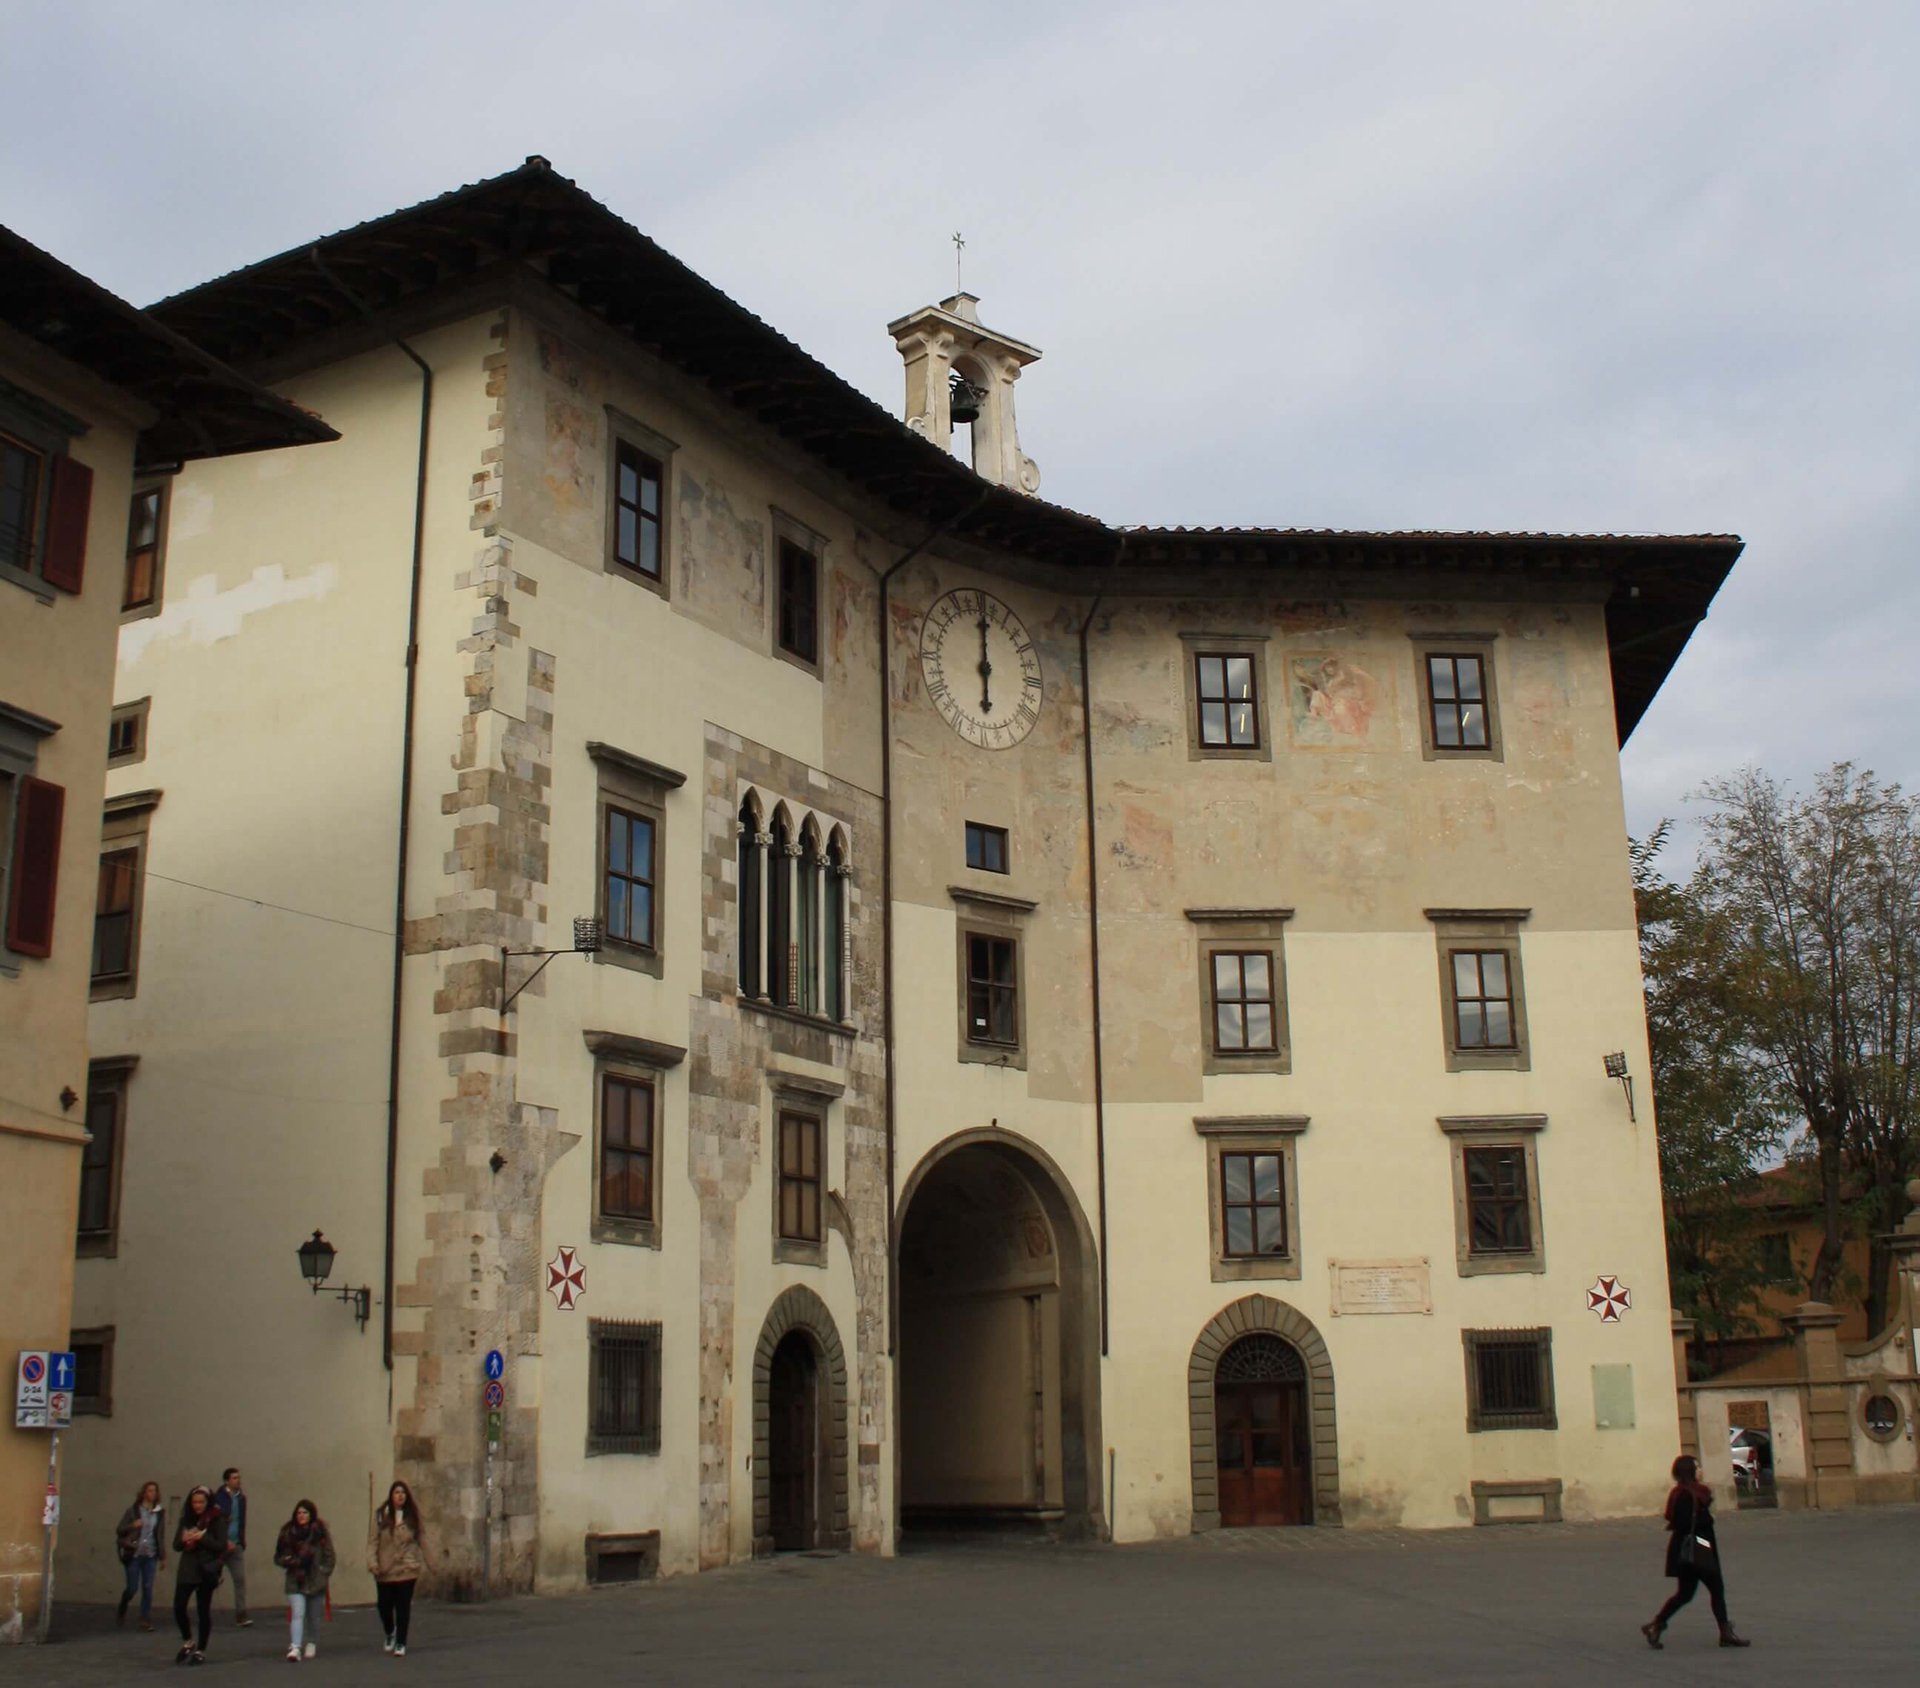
xmin=1591 ymin=1363 xmax=1636 ymax=1429
xmin=1329 ymin=1257 xmax=1431 ymax=1315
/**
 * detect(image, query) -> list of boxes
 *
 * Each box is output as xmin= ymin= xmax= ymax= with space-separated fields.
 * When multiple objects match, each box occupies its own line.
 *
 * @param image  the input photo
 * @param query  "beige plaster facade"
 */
xmin=56 ymin=161 xmax=1739 ymax=1603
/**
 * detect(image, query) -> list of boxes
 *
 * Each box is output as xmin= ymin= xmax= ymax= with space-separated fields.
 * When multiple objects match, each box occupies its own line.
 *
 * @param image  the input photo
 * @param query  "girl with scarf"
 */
xmin=114 ymin=1480 xmax=166 ymax=1630
xmin=273 ymin=1499 xmax=335 ymax=1662
xmin=368 ymin=1480 xmax=426 ymax=1657
xmin=1642 ymin=1454 xmax=1750 ymax=1649
xmin=171 ymin=1484 xmax=229 ymax=1664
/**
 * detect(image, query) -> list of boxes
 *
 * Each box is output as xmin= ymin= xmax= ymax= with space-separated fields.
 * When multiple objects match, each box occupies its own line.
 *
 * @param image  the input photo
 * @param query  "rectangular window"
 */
xmin=1426 ymin=653 xmax=1490 ymax=751
xmin=778 ymin=1111 xmax=823 ymax=1243
xmin=1464 ymin=1146 xmax=1531 ymax=1254
xmin=587 ymin=1319 xmax=663 ymax=1455
xmin=777 ymin=538 xmax=819 ymax=666
xmin=1464 ymin=1328 xmax=1556 ymax=1431
xmin=1450 ymin=949 xmax=1516 ymax=1049
xmin=1194 ymin=652 xmax=1260 ymax=748
xmin=77 ymin=1058 xmax=134 ymax=1257
xmin=3 ymin=772 xmax=63 ymax=960
xmin=599 ymin=1074 xmax=654 ymax=1225
xmin=69 ymin=1327 xmax=114 ymax=1416
xmin=107 ymin=699 xmax=149 ymax=767
xmin=612 ymin=441 xmax=663 ymax=580
xmin=123 ymin=484 xmax=164 ymax=612
xmin=1221 ymin=1151 xmax=1287 ymax=1258
xmin=91 ymin=848 xmax=138 ymax=984
xmin=966 ymin=933 xmax=1019 ymax=1047
xmin=1210 ymin=951 xmax=1277 ymax=1053
xmin=1759 ymin=1231 xmax=1795 ymax=1284
xmin=964 ymin=822 xmax=1008 ymax=875
xmin=0 ymin=431 xmax=44 ymax=574
xmin=604 ymin=805 xmax=656 ymax=949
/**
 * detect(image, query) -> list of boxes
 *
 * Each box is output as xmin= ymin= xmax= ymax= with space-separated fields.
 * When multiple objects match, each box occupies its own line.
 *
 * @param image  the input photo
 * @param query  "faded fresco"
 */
xmin=676 ymin=470 xmax=766 ymax=639
xmin=1287 ymin=652 xmax=1391 ymax=749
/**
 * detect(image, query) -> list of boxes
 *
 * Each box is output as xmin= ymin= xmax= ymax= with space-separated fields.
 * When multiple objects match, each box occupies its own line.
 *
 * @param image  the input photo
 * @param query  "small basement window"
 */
xmin=584 ymin=1530 xmax=660 ymax=1585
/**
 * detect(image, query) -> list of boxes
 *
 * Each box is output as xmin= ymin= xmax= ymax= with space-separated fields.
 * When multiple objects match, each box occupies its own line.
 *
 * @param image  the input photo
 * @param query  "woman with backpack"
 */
xmin=170 ymin=1484 xmax=229 ymax=1665
xmin=368 ymin=1480 xmax=426 ymax=1657
xmin=114 ymin=1480 xmax=166 ymax=1630
xmin=273 ymin=1499 xmax=335 ymax=1662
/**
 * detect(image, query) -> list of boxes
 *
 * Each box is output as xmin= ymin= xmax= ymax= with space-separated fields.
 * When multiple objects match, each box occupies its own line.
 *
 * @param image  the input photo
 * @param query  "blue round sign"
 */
xmin=484 ymin=1349 xmax=504 ymax=1382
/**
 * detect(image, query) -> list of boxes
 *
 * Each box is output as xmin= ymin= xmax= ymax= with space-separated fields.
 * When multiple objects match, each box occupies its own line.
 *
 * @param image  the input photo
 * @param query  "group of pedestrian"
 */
xmin=112 ymin=1467 xmax=427 ymax=1665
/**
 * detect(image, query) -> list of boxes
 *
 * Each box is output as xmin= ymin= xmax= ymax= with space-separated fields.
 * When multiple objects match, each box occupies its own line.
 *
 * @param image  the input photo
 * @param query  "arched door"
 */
xmin=1214 ymin=1333 xmax=1311 ymax=1526
xmin=768 ymin=1330 xmax=818 ymax=1551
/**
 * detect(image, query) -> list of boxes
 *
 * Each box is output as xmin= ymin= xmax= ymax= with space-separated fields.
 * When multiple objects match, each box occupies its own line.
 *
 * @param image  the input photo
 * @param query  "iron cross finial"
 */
xmin=953 ymin=231 xmax=965 ymax=293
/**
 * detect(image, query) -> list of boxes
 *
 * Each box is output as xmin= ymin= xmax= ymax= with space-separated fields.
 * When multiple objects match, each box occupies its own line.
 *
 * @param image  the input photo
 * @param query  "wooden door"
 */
xmin=1215 ymin=1335 xmax=1311 ymax=1526
xmin=768 ymin=1332 xmax=817 ymax=1551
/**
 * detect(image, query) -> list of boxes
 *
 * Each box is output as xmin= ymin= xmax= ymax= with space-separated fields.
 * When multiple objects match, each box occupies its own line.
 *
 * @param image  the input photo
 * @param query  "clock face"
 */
xmin=919 ymin=588 xmax=1044 ymax=749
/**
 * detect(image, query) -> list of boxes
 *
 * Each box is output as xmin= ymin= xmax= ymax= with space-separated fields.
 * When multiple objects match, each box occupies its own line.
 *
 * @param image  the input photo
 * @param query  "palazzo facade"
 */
xmin=54 ymin=159 xmax=1740 ymax=1600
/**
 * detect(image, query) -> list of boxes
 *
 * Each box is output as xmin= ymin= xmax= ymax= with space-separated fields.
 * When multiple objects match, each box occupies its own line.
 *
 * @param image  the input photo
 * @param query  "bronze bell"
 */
xmin=948 ymin=372 xmax=983 ymax=424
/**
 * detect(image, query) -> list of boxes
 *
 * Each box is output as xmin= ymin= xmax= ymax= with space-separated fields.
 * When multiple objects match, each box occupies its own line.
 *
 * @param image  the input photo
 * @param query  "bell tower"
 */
xmin=887 ymin=292 xmax=1043 ymax=494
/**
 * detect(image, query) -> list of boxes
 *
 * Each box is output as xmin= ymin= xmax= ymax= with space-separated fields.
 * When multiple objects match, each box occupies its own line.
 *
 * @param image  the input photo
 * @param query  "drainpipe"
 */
xmin=310 ymin=249 xmax=433 ymax=1374
xmin=1078 ymin=535 xmax=1126 ymax=1355
xmin=879 ymin=487 xmax=991 ymax=1356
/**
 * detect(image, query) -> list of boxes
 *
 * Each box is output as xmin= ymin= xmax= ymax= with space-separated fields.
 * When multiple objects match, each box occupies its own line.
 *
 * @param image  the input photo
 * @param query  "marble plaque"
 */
xmin=1330 ymin=1257 xmax=1432 ymax=1315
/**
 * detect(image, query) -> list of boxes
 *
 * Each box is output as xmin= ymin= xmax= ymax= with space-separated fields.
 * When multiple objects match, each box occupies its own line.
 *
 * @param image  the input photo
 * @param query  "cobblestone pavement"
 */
xmin=8 ymin=1506 xmax=1915 ymax=1686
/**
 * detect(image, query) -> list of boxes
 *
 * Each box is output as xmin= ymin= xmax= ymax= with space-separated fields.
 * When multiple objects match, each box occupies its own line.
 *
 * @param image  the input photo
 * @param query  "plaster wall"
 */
xmin=0 ymin=333 xmax=145 ymax=1640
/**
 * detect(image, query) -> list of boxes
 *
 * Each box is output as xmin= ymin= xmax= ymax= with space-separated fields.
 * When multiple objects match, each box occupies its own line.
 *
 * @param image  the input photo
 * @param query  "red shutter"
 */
xmin=41 ymin=456 xmax=93 ymax=594
xmin=5 ymin=777 xmax=65 ymax=957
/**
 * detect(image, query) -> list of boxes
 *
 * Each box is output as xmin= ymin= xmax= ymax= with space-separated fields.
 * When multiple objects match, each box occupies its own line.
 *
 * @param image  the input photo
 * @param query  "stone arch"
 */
xmin=751 ymin=1285 xmax=851 ymax=1554
xmin=894 ymin=1127 xmax=1104 ymax=1539
xmin=1188 ymin=1294 xmax=1341 ymax=1530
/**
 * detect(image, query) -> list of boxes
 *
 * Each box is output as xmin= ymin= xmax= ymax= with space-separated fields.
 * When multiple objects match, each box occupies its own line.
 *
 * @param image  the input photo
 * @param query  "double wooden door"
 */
xmin=1215 ymin=1335 xmax=1311 ymax=1527
xmin=768 ymin=1332 xmax=818 ymax=1551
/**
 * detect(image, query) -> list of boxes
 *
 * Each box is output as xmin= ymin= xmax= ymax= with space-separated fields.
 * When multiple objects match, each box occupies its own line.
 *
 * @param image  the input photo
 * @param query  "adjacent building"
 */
xmin=0 ymin=227 xmax=331 ymax=1640
xmin=57 ymin=159 xmax=1742 ymax=1601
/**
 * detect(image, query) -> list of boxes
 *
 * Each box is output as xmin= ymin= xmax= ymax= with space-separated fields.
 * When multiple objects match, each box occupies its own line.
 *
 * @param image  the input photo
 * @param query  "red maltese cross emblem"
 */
xmin=1586 ymin=1274 xmax=1632 ymax=1323
xmin=546 ymin=1245 xmax=585 ymax=1311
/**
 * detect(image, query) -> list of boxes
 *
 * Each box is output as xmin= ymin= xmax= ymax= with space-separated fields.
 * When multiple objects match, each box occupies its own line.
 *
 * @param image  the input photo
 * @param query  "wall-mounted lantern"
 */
xmin=297 ymin=1229 xmax=372 ymax=1330
xmin=1603 ymin=1052 xmax=1637 ymax=1122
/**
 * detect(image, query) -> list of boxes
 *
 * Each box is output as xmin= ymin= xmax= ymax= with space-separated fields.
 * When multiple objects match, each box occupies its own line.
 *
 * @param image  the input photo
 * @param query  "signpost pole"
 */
xmin=36 ymin=1428 xmax=59 ymax=1645
xmin=481 ymin=1440 xmax=493 ymax=1603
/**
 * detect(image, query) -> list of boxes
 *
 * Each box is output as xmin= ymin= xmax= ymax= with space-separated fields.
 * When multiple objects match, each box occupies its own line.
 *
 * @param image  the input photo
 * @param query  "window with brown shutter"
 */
xmin=4 ymin=776 xmax=63 ymax=958
xmin=777 ymin=1111 xmax=823 ymax=1243
xmin=123 ymin=484 xmax=165 ymax=613
xmin=92 ymin=849 xmax=138 ymax=984
xmin=40 ymin=455 xmax=91 ymax=594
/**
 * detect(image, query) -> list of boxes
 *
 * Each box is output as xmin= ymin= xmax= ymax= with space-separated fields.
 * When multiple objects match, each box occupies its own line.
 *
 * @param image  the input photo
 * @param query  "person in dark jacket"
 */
xmin=273 ymin=1499 xmax=336 ymax=1662
xmin=114 ymin=1481 xmax=166 ymax=1630
xmin=1642 ymin=1454 xmax=1750 ymax=1649
xmin=209 ymin=1466 xmax=252 ymax=1626
xmin=171 ymin=1485 xmax=229 ymax=1664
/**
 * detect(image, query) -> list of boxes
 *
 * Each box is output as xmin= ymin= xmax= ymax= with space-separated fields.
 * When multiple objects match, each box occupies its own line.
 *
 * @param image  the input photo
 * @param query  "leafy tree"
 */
xmin=1634 ymin=824 xmax=1786 ymax=1339
xmin=1691 ymin=765 xmax=1920 ymax=1333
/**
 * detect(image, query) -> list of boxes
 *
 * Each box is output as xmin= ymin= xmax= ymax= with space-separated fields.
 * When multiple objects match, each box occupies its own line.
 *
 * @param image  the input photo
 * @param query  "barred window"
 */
xmin=588 ymin=1319 xmax=663 ymax=1455
xmin=1463 ymin=1328 xmax=1556 ymax=1431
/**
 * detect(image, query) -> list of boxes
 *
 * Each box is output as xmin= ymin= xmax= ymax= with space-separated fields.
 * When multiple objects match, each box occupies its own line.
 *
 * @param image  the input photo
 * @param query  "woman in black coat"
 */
xmin=1642 ymin=1454 xmax=1750 ymax=1649
xmin=171 ymin=1485 xmax=229 ymax=1665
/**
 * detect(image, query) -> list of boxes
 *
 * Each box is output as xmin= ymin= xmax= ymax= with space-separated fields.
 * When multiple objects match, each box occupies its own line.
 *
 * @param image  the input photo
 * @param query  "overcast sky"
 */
xmin=7 ymin=1 xmax=1914 ymax=858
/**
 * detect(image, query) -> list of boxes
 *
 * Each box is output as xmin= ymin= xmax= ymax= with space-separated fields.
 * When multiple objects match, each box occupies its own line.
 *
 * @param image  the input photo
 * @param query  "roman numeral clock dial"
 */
xmin=918 ymin=589 xmax=1044 ymax=750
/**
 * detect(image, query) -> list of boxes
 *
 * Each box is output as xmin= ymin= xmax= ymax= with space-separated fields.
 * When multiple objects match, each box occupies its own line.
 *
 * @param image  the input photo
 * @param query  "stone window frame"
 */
xmin=1410 ymin=632 xmax=1504 ymax=763
xmin=77 ymin=1054 xmax=137 ymax=1259
xmin=1427 ymin=908 xmax=1531 ymax=1073
xmin=92 ymin=790 xmax=160 ymax=1003
xmin=1187 ymin=908 xmax=1293 ymax=1077
xmin=771 ymin=509 xmax=827 ymax=678
xmin=588 ymin=742 xmax=685 ymax=981
xmin=69 ymin=1325 xmax=115 ymax=1416
xmin=950 ymin=886 xmax=1036 ymax=1070
xmin=121 ymin=475 xmax=171 ymax=622
xmin=107 ymin=698 xmax=150 ymax=768
xmin=750 ymin=1286 xmax=852 ymax=1554
xmin=583 ymin=1029 xmax=684 ymax=1249
xmin=737 ymin=784 xmax=856 ymax=1028
xmin=0 ymin=699 xmax=61 ymax=980
xmin=1462 ymin=1326 xmax=1558 ymax=1432
xmin=1439 ymin=1114 xmax=1547 ymax=1277
xmin=1194 ymin=1115 xmax=1309 ymax=1283
xmin=770 ymin=1072 xmax=843 ymax=1269
xmin=586 ymin=1317 xmax=664 ymax=1457
xmin=1178 ymin=631 xmax=1273 ymax=763
xmin=605 ymin=410 xmax=677 ymax=600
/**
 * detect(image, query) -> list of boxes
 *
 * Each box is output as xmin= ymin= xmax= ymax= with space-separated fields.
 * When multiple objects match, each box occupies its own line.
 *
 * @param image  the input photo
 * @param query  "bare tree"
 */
xmin=1694 ymin=764 xmax=1920 ymax=1330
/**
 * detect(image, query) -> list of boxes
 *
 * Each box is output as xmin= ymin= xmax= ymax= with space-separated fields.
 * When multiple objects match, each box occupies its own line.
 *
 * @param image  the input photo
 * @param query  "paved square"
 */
xmin=11 ymin=1506 xmax=1916 ymax=1685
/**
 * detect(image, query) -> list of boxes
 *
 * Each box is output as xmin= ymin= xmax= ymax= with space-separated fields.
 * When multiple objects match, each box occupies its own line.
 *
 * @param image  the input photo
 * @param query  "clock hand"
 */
xmin=977 ymin=609 xmax=993 ymax=715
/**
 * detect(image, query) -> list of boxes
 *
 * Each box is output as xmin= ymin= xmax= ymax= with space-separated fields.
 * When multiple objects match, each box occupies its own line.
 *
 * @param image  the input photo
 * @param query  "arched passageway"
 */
xmin=896 ymin=1132 xmax=1103 ymax=1539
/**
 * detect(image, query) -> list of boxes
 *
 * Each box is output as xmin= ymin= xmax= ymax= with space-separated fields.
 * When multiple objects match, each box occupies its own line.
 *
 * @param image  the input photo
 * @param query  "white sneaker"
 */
xmin=394 ymin=1645 xmax=407 ymax=1657
xmin=383 ymin=1635 xmax=395 ymax=1654
xmin=285 ymin=1645 xmax=301 ymax=1661
xmin=304 ymin=1642 xmax=317 ymax=1659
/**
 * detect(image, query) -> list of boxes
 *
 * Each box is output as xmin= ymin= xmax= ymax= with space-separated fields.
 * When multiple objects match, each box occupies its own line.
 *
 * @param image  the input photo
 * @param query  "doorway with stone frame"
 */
xmin=895 ymin=1130 xmax=1103 ymax=1541
xmin=751 ymin=1286 xmax=851 ymax=1555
